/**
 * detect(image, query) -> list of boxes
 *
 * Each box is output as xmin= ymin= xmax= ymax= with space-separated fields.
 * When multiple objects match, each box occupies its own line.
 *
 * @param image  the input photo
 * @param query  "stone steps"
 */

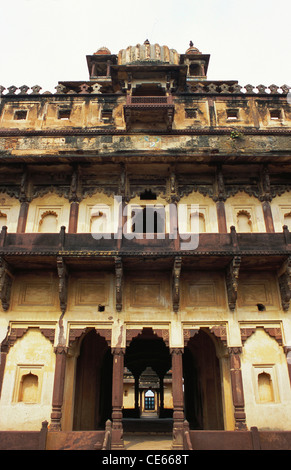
xmin=123 ymin=433 xmax=173 ymax=451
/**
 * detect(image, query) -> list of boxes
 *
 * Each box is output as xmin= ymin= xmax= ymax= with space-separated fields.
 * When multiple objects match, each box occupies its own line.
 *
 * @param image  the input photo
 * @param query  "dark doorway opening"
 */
xmin=73 ymin=329 xmax=112 ymax=430
xmin=123 ymin=328 xmax=172 ymax=432
xmin=183 ymin=329 xmax=224 ymax=430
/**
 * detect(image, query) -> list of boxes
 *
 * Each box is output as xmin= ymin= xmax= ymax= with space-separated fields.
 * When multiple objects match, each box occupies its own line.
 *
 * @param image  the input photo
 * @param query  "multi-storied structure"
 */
xmin=0 ymin=40 xmax=291 ymax=450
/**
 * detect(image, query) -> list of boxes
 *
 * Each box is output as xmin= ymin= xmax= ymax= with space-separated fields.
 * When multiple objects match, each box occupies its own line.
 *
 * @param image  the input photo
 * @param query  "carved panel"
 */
xmin=237 ymin=274 xmax=279 ymax=308
xmin=129 ymin=281 xmax=164 ymax=308
xmin=75 ymin=281 xmax=109 ymax=306
xmin=182 ymin=272 xmax=225 ymax=308
xmin=17 ymin=281 xmax=56 ymax=307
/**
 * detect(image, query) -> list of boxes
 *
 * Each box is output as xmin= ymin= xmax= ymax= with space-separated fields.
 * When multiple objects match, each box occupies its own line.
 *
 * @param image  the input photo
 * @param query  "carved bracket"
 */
xmin=278 ymin=257 xmax=291 ymax=311
xmin=0 ymin=257 xmax=14 ymax=311
xmin=57 ymin=256 xmax=68 ymax=315
xmin=226 ymin=256 xmax=241 ymax=311
xmin=172 ymin=256 xmax=182 ymax=313
xmin=115 ymin=256 xmax=123 ymax=312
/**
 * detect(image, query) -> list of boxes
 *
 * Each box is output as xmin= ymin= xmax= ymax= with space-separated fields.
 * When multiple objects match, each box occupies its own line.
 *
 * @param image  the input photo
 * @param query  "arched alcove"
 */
xmin=183 ymin=329 xmax=224 ymax=430
xmin=38 ymin=211 xmax=58 ymax=233
xmin=18 ymin=373 xmax=39 ymax=403
xmin=73 ymin=329 xmax=112 ymax=430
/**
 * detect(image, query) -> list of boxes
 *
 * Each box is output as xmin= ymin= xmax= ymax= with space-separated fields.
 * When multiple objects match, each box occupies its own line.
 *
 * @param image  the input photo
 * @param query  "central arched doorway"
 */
xmin=183 ymin=329 xmax=224 ymax=430
xmin=123 ymin=328 xmax=172 ymax=431
xmin=73 ymin=329 xmax=112 ymax=430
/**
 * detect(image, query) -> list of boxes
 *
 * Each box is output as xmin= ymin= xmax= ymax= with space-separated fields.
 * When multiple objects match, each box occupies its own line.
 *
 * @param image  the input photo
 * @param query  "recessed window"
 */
xmin=131 ymin=206 xmax=165 ymax=234
xmin=227 ymin=109 xmax=239 ymax=120
xmin=270 ymin=109 xmax=282 ymax=120
xmin=140 ymin=189 xmax=157 ymax=200
xmin=284 ymin=212 xmax=291 ymax=229
xmin=14 ymin=110 xmax=27 ymax=120
xmin=58 ymin=108 xmax=71 ymax=119
xmin=101 ymin=109 xmax=113 ymax=121
xmin=236 ymin=210 xmax=252 ymax=232
xmin=18 ymin=373 xmax=39 ymax=403
xmin=185 ymin=108 xmax=198 ymax=119
xmin=258 ymin=372 xmax=274 ymax=403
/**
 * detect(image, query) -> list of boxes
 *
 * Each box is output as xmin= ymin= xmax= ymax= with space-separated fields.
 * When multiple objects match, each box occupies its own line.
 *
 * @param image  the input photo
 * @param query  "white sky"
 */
xmin=0 ymin=0 xmax=290 ymax=93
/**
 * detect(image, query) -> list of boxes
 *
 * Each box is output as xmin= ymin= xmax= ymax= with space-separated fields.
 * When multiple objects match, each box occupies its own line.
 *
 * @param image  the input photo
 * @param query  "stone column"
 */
xmin=262 ymin=200 xmax=275 ymax=233
xmin=228 ymin=347 xmax=247 ymax=429
xmin=171 ymin=348 xmax=184 ymax=449
xmin=111 ymin=348 xmax=125 ymax=449
xmin=17 ymin=201 xmax=29 ymax=233
xmin=134 ymin=374 xmax=140 ymax=416
xmin=284 ymin=346 xmax=291 ymax=387
xmin=159 ymin=374 xmax=164 ymax=417
xmin=50 ymin=346 xmax=67 ymax=431
xmin=0 ymin=341 xmax=8 ymax=398
xmin=216 ymin=201 xmax=227 ymax=233
xmin=68 ymin=202 xmax=79 ymax=233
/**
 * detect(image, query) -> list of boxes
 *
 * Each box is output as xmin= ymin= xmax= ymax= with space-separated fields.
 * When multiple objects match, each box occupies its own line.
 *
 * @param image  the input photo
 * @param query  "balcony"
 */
xmin=123 ymin=95 xmax=175 ymax=131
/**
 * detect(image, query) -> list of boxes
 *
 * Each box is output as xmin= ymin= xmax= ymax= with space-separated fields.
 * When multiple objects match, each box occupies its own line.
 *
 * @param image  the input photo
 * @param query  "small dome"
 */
xmin=185 ymin=41 xmax=201 ymax=55
xmin=94 ymin=47 xmax=111 ymax=55
xmin=118 ymin=40 xmax=179 ymax=65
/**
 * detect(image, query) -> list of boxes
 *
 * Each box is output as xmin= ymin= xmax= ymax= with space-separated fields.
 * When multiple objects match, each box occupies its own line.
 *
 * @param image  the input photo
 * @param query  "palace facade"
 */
xmin=0 ymin=40 xmax=291 ymax=450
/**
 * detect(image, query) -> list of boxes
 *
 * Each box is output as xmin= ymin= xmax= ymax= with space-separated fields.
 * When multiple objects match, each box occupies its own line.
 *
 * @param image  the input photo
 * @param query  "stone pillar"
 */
xmin=68 ymin=202 xmax=79 ymax=233
xmin=50 ymin=346 xmax=67 ymax=431
xmin=134 ymin=374 xmax=140 ymax=416
xmin=284 ymin=346 xmax=291 ymax=387
xmin=216 ymin=201 xmax=227 ymax=233
xmin=228 ymin=347 xmax=247 ymax=429
xmin=169 ymin=202 xmax=179 ymax=250
xmin=17 ymin=201 xmax=29 ymax=233
xmin=111 ymin=348 xmax=125 ymax=449
xmin=0 ymin=341 xmax=8 ymax=398
xmin=159 ymin=375 xmax=164 ymax=417
xmin=262 ymin=200 xmax=275 ymax=233
xmin=171 ymin=348 xmax=184 ymax=449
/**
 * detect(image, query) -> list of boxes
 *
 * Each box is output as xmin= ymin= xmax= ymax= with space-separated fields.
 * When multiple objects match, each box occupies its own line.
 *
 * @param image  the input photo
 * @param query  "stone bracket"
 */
xmin=172 ymin=256 xmax=182 ymax=312
xmin=0 ymin=257 xmax=14 ymax=311
xmin=115 ymin=256 xmax=123 ymax=312
xmin=226 ymin=256 xmax=241 ymax=311
xmin=57 ymin=256 xmax=68 ymax=315
xmin=278 ymin=256 xmax=291 ymax=311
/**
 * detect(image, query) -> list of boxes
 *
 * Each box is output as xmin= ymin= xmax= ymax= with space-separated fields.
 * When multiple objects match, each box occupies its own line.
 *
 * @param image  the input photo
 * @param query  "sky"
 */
xmin=0 ymin=0 xmax=290 ymax=93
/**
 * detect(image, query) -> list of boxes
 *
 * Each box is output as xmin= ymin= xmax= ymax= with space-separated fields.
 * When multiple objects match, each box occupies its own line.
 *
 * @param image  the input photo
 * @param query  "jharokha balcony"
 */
xmin=123 ymin=95 xmax=175 ymax=131
xmin=0 ymin=224 xmax=290 ymax=258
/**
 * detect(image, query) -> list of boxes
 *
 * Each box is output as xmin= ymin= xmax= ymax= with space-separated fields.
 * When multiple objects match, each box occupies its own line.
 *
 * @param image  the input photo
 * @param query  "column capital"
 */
xmin=228 ymin=346 xmax=242 ymax=355
xmin=111 ymin=347 xmax=125 ymax=356
xmin=54 ymin=345 xmax=68 ymax=355
xmin=170 ymin=347 xmax=184 ymax=355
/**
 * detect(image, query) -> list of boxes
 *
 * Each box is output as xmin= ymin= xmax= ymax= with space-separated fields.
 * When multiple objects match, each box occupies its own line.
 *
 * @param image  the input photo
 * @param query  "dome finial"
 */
xmin=144 ymin=39 xmax=150 ymax=45
xmin=189 ymin=40 xmax=193 ymax=47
